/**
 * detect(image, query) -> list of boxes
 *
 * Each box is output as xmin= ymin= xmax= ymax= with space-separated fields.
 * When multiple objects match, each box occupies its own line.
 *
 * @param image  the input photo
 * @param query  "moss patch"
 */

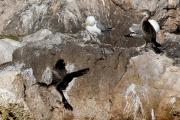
xmin=0 ymin=103 xmax=34 ymax=120
xmin=0 ymin=35 xmax=21 ymax=41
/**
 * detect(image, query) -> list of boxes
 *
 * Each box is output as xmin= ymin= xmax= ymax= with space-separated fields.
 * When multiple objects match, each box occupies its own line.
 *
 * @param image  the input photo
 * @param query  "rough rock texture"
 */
xmin=0 ymin=39 xmax=21 ymax=64
xmin=12 ymin=32 xmax=137 ymax=120
xmin=0 ymin=0 xmax=41 ymax=33
xmin=112 ymin=51 xmax=180 ymax=120
xmin=0 ymin=62 xmax=34 ymax=119
xmin=0 ymin=0 xmax=180 ymax=120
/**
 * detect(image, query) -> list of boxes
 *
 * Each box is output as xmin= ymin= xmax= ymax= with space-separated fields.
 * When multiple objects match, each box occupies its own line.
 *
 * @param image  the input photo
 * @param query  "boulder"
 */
xmin=0 ymin=39 xmax=21 ymax=64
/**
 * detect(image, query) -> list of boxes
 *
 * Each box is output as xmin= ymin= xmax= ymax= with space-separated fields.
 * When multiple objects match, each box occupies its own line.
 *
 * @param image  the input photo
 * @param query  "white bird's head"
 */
xmin=85 ymin=16 xmax=97 ymax=26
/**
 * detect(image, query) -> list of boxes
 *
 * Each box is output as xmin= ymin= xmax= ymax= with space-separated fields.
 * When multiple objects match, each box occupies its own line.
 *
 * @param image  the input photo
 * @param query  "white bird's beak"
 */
xmin=85 ymin=21 xmax=89 ymax=26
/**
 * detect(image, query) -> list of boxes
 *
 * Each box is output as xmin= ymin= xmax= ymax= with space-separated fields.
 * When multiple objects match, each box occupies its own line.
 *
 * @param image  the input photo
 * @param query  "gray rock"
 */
xmin=22 ymin=29 xmax=52 ymax=45
xmin=0 ymin=39 xmax=21 ymax=64
xmin=0 ymin=0 xmax=179 ymax=120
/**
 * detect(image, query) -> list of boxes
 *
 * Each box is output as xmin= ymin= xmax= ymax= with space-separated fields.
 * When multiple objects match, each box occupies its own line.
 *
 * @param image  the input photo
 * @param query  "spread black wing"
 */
xmin=56 ymin=68 xmax=89 ymax=90
xmin=56 ymin=68 xmax=89 ymax=111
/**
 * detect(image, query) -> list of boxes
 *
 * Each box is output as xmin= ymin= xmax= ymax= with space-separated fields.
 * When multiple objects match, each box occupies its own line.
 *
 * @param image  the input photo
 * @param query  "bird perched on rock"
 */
xmin=35 ymin=59 xmax=89 ymax=111
xmin=125 ymin=11 xmax=160 ymax=38
xmin=125 ymin=10 xmax=163 ymax=54
xmin=85 ymin=16 xmax=112 ymax=36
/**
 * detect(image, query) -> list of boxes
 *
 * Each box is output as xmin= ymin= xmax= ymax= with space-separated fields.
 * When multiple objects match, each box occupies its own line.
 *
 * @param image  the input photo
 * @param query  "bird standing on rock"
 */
xmin=85 ymin=16 xmax=112 ymax=36
xmin=125 ymin=10 xmax=163 ymax=54
xmin=140 ymin=10 xmax=162 ymax=53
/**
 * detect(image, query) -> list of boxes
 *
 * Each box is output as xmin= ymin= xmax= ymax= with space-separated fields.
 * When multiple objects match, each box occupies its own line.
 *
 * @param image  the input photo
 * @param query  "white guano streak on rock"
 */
xmin=170 ymin=97 xmax=176 ymax=104
xmin=151 ymin=109 xmax=155 ymax=120
xmin=63 ymin=63 xmax=76 ymax=101
xmin=20 ymin=3 xmax=48 ymax=29
xmin=22 ymin=68 xmax=36 ymax=86
xmin=125 ymin=83 xmax=136 ymax=99
xmin=124 ymin=83 xmax=145 ymax=119
xmin=100 ymin=0 xmax=105 ymax=6
xmin=21 ymin=9 xmax=33 ymax=29
xmin=57 ymin=0 xmax=81 ymax=30
xmin=41 ymin=67 xmax=52 ymax=85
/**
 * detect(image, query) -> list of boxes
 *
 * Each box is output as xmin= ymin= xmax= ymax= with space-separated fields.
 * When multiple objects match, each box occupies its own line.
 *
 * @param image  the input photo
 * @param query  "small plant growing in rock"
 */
xmin=0 ymin=103 xmax=34 ymax=120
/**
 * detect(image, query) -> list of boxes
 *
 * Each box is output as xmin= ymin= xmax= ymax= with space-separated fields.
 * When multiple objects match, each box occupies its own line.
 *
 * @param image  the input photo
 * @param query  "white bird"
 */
xmin=85 ymin=16 xmax=112 ymax=36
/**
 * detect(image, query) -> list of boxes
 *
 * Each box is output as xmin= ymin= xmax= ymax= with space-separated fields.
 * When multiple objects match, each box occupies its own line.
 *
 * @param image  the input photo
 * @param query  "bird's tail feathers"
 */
xmin=102 ymin=27 xmax=114 ymax=32
xmin=152 ymin=46 xmax=164 ymax=54
xmin=107 ymin=27 xmax=113 ymax=31
xmin=154 ymin=42 xmax=161 ymax=47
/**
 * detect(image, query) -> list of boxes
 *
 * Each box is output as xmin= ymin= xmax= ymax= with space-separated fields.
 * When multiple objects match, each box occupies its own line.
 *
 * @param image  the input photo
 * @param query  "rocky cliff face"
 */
xmin=0 ymin=0 xmax=180 ymax=120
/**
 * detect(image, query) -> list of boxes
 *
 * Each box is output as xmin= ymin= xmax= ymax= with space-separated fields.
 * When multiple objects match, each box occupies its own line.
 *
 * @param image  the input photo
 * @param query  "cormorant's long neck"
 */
xmin=142 ymin=14 xmax=150 ymax=23
xmin=141 ymin=14 xmax=150 ymax=33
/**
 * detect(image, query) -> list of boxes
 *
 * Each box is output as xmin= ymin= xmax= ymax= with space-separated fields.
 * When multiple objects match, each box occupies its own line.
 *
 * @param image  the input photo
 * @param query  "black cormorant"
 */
xmin=35 ymin=59 xmax=89 ymax=111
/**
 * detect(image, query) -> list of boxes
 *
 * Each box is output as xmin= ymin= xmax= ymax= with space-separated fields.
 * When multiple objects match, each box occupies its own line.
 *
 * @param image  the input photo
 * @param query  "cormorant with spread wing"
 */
xmin=35 ymin=59 xmax=89 ymax=111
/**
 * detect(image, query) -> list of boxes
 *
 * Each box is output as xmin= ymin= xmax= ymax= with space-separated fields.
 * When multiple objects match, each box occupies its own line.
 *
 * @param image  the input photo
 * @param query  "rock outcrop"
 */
xmin=0 ymin=39 xmax=21 ymax=64
xmin=0 ymin=0 xmax=179 ymax=120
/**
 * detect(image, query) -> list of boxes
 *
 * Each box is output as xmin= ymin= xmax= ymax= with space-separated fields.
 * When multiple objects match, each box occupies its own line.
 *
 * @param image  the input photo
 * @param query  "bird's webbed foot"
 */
xmin=151 ymin=44 xmax=164 ymax=54
xmin=64 ymin=101 xmax=73 ymax=111
xmin=62 ymin=98 xmax=73 ymax=111
xmin=58 ymin=90 xmax=73 ymax=111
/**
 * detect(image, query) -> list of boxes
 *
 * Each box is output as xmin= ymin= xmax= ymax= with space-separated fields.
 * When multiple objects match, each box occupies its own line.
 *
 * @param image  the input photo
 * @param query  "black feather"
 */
xmin=142 ymin=20 xmax=161 ymax=48
xmin=57 ymin=68 xmax=89 ymax=91
xmin=101 ymin=27 xmax=113 ymax=32
xmin=36 ymin=59 xmax=89 ymax=111
xmin=55 ymin=59 xmax=65 ymax=70
xmin=152 ymin=46 xmax=163 ymax=54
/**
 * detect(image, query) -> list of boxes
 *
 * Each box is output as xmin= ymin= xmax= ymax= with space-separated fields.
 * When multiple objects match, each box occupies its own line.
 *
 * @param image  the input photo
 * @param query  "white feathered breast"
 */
xmin=148 ymin=19 xmax=160 ymax=32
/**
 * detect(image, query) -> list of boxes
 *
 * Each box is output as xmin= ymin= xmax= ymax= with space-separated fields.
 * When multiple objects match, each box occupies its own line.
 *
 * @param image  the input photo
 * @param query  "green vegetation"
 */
xmin=0 ymin=103 xmax=34 ymax=120
xmin=0 ymin=35 xmax=21 ymax=41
